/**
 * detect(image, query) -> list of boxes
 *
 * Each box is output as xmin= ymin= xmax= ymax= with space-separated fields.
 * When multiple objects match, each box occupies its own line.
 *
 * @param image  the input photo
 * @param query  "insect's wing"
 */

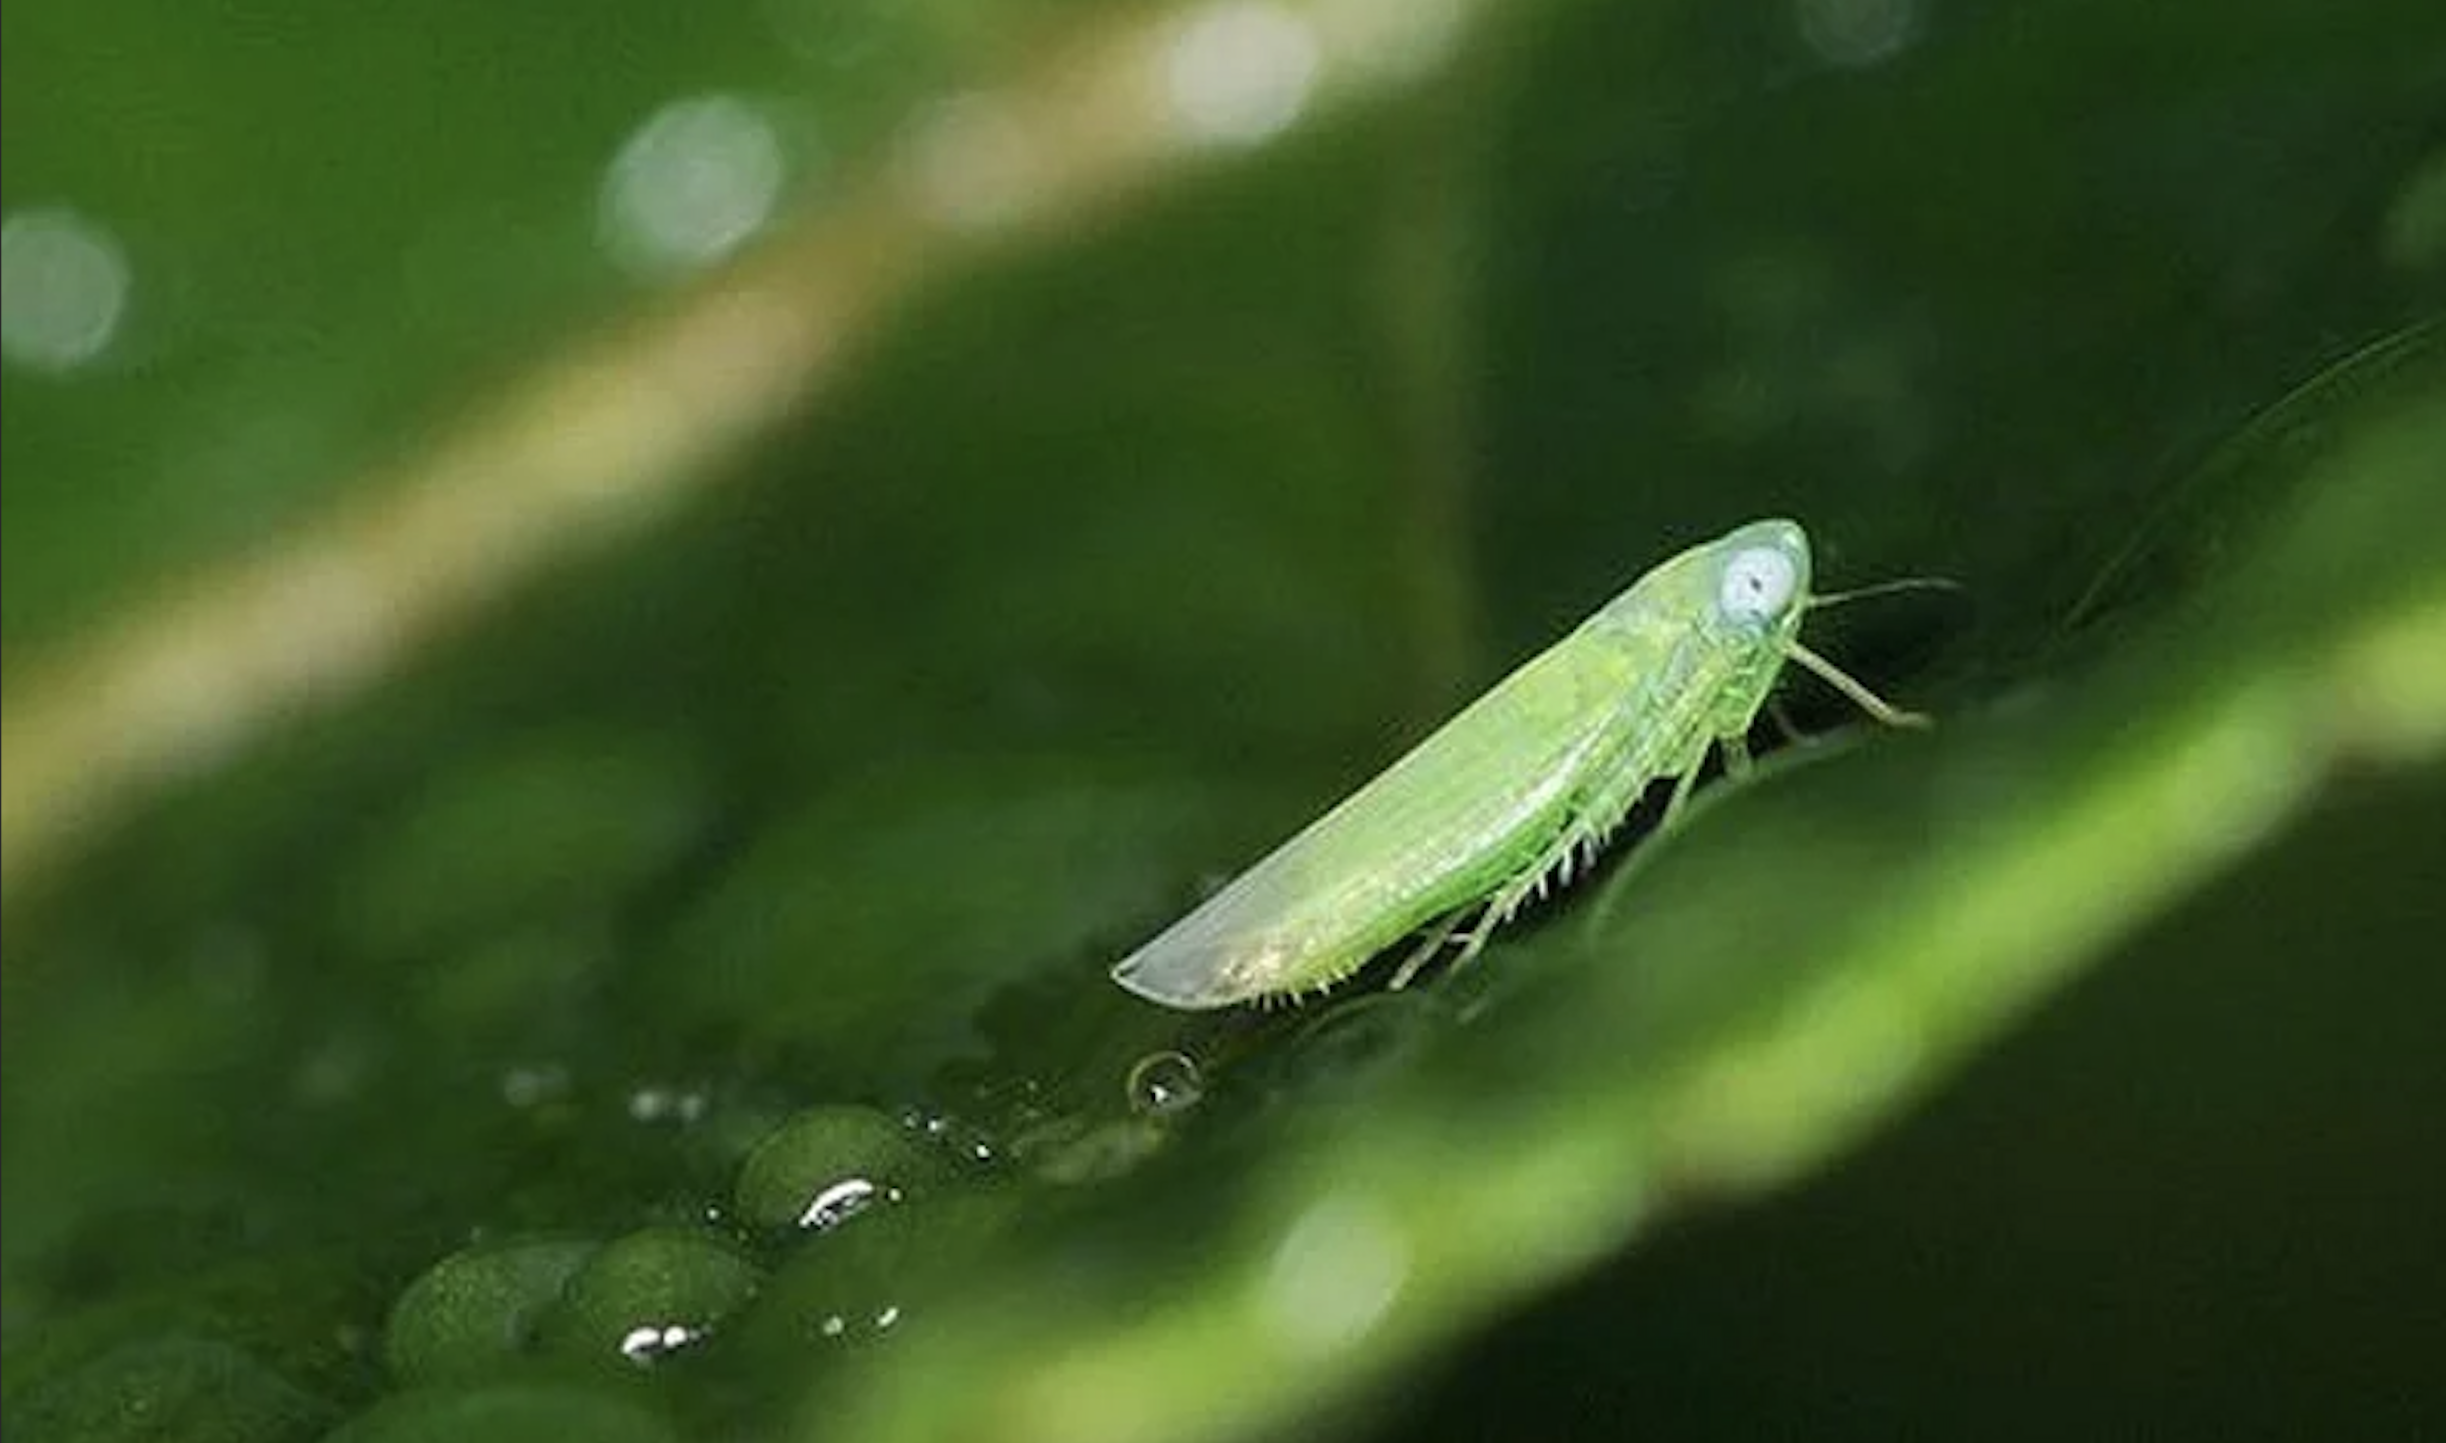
xmin=1112 ymin=605 xmax=1677 ymax=1008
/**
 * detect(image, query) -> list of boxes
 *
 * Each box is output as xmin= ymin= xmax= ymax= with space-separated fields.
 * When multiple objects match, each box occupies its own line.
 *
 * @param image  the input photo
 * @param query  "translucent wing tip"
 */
xmin=1110 ymin=943 xmax=1243 ymax=1011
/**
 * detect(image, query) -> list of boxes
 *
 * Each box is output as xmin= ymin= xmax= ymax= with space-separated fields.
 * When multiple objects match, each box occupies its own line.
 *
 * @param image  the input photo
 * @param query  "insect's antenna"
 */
xmin=1807 ymin=576 xmax=1963 ymax=611
xmin=1783 ymin=639 xmax=1930 ymax=729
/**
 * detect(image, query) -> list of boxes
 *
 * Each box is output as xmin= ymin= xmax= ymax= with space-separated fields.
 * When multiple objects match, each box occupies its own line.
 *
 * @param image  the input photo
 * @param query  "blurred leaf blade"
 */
xmin=0 ymin=0 xmax=1503 ymax=901
xmin=814 ymin=325 xmax=2446 ymax=1443
xmin=6 ymin=0 xmax=2446 ymax=1440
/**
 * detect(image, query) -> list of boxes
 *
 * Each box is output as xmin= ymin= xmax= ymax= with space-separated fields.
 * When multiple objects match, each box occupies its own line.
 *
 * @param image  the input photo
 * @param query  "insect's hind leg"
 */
xmin=1387 ymin=906 xmax=1473 ymax=990
xmin=1446 ymin=836 xmax=1579 ymax=973
xmin=1655 ymin=736 xmax=1716 ymax=833
xmin=1447 ymin=733 xmax=1719 ymax=973
xmin=1445 ymin=893 xmax=1513 ymax=973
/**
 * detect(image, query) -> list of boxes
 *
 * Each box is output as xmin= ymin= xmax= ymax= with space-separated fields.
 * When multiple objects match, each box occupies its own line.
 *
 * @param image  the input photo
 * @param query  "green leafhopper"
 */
xmin=1110 ymin=518 xmax=1928 ymax=1010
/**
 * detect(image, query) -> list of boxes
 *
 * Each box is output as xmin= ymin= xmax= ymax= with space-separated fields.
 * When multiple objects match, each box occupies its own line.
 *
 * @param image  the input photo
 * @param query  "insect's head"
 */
xmin=1713 ymin=518 xmax=1812 ymax=637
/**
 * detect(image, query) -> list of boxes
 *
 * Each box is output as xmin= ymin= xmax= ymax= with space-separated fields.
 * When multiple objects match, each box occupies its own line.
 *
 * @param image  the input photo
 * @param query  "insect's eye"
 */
xmin=1719 ymin=546 xmax=1799 ymax=624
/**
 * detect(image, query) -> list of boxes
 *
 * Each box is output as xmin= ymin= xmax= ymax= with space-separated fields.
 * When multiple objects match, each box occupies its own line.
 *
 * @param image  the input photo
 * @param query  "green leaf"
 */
xmin=7 ymin=0 xmax=2443 ymax=1440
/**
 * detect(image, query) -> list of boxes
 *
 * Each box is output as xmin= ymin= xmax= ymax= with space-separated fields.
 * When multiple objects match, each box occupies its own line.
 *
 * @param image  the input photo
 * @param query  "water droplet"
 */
xmin=385 ymin=1236 xmax=602 ymax=1386
xmin=1125 ymin=1050 xmax=1206 ymax=1118
xmin=735 ymin=1104 xmax=952 ymax=1230
xmin=1160 ymin=2 xmax=1322 ymax=148
xmin=600 ymin=93 xmax=790 ymax=276
xmin=539 ymin=1227 xmax=761 ymax=1368
xmin=898 ymin=1108 xmax=1006 ymax=1169
xmin=617 ymin=1321 xmax=703 ymax=1365
xmin=2 ymin=205 xmax=131 ymax=372
xmin=799 ymin=1176 xmax=881 ymax=1232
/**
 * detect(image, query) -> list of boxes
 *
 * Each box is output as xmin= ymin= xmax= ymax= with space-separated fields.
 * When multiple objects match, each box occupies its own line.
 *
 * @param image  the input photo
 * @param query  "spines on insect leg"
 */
xmin=1227 ymin=930 xmax=1380 ymax=1007
xmin=1388 ymin=906 xmax=1471 ymax=991
xmin=1453 ymin=824 xmax=1590 ymax=970
xmin=1448 ymin=893 xmax=1508 ymax=966
xmin=1302 ymin=952 xmax=1371 ymax=1001
xmin=1447 ymin=746 xmax=1683 ymax=978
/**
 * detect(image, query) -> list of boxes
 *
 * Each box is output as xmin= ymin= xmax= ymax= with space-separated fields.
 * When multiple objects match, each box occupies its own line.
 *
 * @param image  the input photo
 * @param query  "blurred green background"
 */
xmin=5 ymin=0 xmax=2443 ymax=1439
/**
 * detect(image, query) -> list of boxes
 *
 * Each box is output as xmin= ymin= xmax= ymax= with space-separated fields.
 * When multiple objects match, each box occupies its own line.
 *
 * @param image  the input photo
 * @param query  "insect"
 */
xmin=1109 ymin=517 xmax=1931 ymax=1010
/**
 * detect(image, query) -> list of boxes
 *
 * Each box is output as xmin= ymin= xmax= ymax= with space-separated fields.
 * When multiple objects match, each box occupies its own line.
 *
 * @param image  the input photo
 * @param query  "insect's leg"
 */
xmin=1448 ymin=805 xmax=1617 ymax=969
xmin=1785 ymin=638 xmax=1930 ymax=729
xmin=1765 ymin=695 xmax=1805 ymax=745
xmin=1388 ymin=906 xmax=1470 ymax=990
xmin=1448 ymin=721 xmax=1719 ymax=978
xmin=1721 ymin=730 xmax=1753 ymax=778
xmin=1448 ymin=892 xmax=1513 ymax=969
xmin=1656 ymin=738 xmax=1714 ymax=833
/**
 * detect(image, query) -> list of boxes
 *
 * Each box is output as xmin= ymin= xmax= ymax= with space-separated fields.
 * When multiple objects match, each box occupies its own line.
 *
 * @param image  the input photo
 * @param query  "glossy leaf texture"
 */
xmin=6 ymin=0 xmax=2444 ymax=1440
